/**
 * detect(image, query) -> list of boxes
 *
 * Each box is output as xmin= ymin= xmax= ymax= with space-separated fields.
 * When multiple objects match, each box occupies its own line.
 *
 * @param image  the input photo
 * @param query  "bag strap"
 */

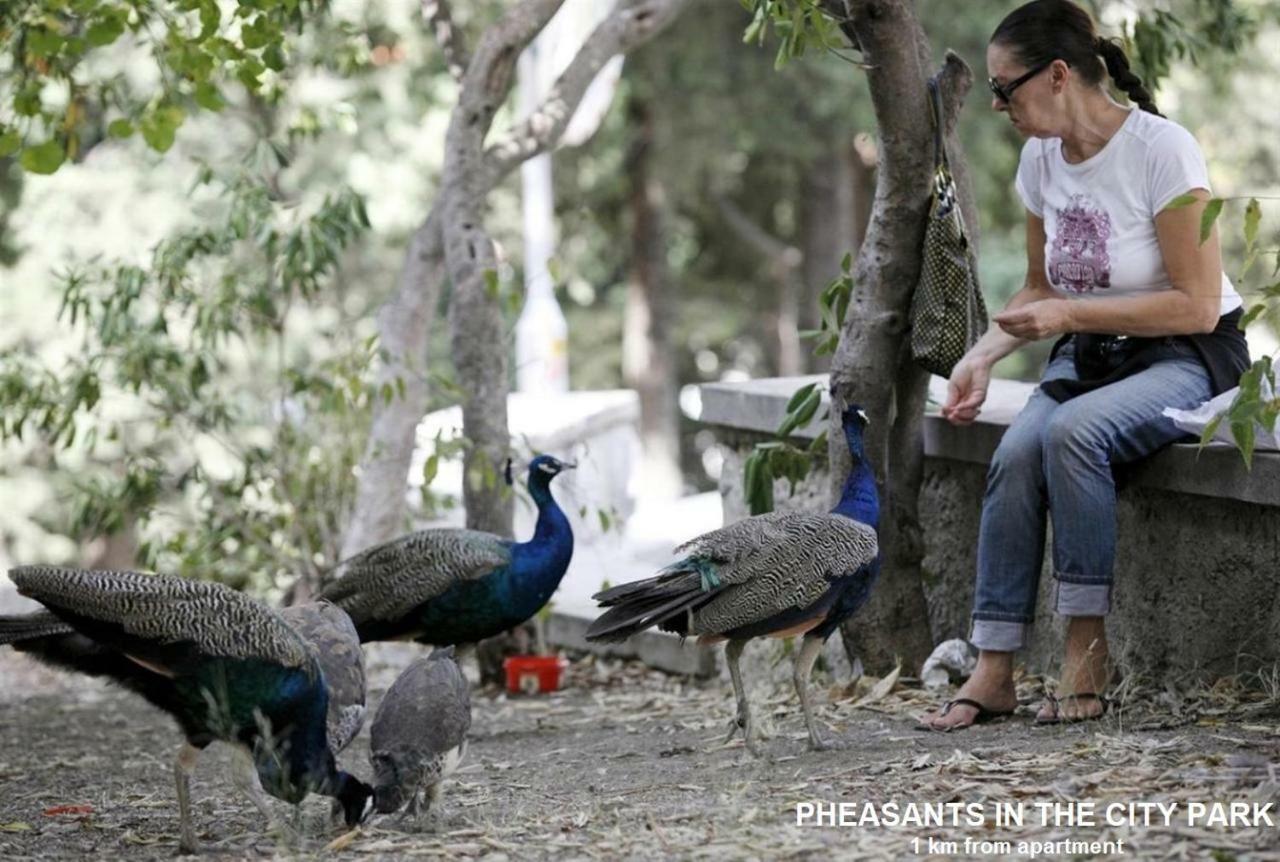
xmin=927 ymin=75 xmax=947 ymax=172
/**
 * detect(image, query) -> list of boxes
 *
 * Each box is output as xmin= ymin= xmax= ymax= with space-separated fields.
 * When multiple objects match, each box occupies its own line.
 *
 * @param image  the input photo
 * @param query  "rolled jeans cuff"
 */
xmin=1052 ymin=576 xmax=1112 ymax=617
xmin=969 ymin=618 xmax=1029 ymax=652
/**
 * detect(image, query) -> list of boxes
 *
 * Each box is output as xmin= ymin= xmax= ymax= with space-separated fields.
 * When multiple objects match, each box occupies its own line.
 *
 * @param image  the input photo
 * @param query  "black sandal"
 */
xmin=914 ymin=697 xmax=1015 ymax=732
xmin=1034 ymin=692 xmax=1110 ymax=725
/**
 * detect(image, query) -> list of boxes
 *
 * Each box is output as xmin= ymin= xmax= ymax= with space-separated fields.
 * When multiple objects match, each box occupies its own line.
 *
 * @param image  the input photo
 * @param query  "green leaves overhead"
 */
xmin=1 ymin=0 xmax=327 ymax=173
xmin=738 ymin=0 xmax=849 ymax=69
xmin=1124 ymin=2 xmax=1257 ymax=94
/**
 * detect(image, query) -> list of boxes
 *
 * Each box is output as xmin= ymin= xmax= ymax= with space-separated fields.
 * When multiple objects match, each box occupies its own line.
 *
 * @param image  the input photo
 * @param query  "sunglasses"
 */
xmin=988 ymin=61 xmax=1054 ymax=104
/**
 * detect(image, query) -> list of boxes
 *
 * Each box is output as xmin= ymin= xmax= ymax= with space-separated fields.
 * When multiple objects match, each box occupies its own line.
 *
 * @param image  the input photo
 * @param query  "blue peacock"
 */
xmin=322 ymin=454 xmax=575 ymax=646
xmin=0 ymin=567 xmax=374 ymax=853
xmin=587 ymin=403 xmax=881 ymax=756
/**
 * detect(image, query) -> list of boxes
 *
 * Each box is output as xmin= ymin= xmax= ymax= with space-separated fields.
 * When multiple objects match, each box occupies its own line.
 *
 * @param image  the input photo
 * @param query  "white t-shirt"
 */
xmin=1015 ymin=107 xmax=1241 ymax=316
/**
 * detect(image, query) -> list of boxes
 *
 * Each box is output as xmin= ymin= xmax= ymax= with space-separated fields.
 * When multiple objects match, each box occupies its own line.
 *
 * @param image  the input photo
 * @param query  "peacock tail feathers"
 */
xmin=0 ymin=610 xmax=74 ymax=644
xmin=9 ymin=566 xmax=312 ymax=671
xmin=586 ymin=512 xmax=876 ymax=643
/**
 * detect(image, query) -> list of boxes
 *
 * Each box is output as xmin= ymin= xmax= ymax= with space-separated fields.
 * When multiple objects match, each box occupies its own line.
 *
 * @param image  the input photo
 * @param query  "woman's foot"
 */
xmin=1037 ymin=617 xmax=1111 ymax=722
xmin=918 ymin=651 xmax=1019 ymax=731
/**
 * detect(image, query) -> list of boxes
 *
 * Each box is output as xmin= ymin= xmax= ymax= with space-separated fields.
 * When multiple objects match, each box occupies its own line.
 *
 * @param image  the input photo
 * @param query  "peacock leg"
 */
xmin=396 ymin=785 xmax=422 ymax=830
xmin=723 ymin=639 xmax=761 ymax=757
xmin=425 ymin=781 xmax=445 ymax=830
xmin=795 ymin=635 xmax=841 ymax=751
xmin=174 ymin=742 xmax=202 ymax=855
xmin=230 ymin=746 xmax=297 ymax=843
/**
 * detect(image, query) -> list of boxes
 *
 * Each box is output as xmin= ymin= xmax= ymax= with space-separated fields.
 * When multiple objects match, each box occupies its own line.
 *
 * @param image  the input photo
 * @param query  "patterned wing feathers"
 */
xmin=322 ymin=529 xmax=511 ymax=623
xmin=688 ymin=514 xmax=877 ymax=635
xmin=9 ymin=566 xmax=310 ymax=669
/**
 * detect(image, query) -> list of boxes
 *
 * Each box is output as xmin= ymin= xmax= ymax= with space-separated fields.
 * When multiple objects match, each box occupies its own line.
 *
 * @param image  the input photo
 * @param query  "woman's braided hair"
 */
xmin=991 ymin=0 xmax=1164 ymax=117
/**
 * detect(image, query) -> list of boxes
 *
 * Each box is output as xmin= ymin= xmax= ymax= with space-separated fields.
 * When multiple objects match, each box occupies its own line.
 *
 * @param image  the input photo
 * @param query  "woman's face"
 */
xmin=986 ymin=42 xmax=1063 ymax=139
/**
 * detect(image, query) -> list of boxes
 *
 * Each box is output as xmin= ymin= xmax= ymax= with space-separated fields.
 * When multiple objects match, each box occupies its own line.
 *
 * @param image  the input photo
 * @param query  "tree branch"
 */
xmin=342 ymin=0 xmax=691 ymax=556
xmin=712 ymin=191 xmax=803 ymax=274
xmin=481 ymin=0 xmax=691 ymax=188
xmin=423 ymin=0 xmax=468 ymax=83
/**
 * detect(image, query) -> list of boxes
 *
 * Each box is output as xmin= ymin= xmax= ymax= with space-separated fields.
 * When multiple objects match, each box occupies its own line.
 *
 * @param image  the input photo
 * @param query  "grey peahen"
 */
xmin=321 ymin=455 xmax=575 ymax=648
xmin=278 ymin=600 xmax=367 ymax=756
xmin=368 ymin=647 xmax=471 ymax=825
xmin=0 ymin=567 xmax=374 ymax=853
xmin=229 ymin=600 xmax=369 ymax=831
xmin=586 ymin=404 xmax=880 ymax=756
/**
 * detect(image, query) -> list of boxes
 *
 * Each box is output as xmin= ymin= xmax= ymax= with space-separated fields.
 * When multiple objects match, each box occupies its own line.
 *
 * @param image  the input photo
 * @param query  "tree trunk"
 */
xmin=826 ymin=0 xmax=978 ymax=677
xmin=442 ymin=2 xmax=567 ymax=538
xmin=340 ymin=216 xmax=445 ymax=558
xmin=622 ymin=97 xmax=683 ymax=499
xmin=340 ymin=0 xmax=691 ymax=555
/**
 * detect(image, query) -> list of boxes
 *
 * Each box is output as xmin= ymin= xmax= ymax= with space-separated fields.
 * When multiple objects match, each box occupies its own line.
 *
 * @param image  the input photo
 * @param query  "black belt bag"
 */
xmin=1072 ymin=333 xmax=1156 ymax=380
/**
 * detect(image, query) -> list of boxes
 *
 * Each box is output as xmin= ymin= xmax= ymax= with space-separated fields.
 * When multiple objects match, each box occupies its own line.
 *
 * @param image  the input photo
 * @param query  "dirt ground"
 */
xmin=2 ymin=642 xmax=1279 ymax=861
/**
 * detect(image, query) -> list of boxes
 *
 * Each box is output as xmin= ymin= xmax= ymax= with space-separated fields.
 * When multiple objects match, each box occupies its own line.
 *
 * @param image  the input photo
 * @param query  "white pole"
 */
xmin=515 ymin=43 xmax=570 ymax=393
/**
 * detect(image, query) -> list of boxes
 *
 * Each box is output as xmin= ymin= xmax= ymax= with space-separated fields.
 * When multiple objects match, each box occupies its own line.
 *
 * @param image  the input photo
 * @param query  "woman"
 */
xmin=920 ymin=0 xmax=1249 ymax=730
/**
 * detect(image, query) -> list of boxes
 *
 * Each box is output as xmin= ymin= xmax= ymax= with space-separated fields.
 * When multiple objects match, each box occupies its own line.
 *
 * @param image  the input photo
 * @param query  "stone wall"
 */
xmin=702 ymin=376 xmax=1280 ymax=685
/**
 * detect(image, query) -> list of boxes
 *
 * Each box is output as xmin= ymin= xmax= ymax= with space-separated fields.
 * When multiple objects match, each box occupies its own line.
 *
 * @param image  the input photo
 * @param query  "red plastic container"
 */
xmin=503 ymin=655 xmax=568 ymax=694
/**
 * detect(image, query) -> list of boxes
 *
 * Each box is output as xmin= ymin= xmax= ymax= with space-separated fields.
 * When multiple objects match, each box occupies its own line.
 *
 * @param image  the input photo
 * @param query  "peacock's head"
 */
xmin=840 ymin=404 xmax=870 ymax=431
xmin=370 ymin=752 xmax=413 ymax=814
xmin=528 ymin=454 xmax=577 ymax=481
xmin=333 ymin=771 xmax=376 ymax=827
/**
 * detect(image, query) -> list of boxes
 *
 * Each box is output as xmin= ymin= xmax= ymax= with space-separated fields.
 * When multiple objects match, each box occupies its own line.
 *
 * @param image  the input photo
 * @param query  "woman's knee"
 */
xmin=988 ymin=424 xmax=1044 ymax=483
xmin=1043 ymin=410 xmax=1108 ymax=468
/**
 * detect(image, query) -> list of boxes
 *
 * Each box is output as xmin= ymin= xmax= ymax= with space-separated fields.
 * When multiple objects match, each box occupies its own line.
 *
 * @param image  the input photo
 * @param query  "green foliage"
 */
xmin=799 ymin=252 xmax=853 ymax=356
xmin=739 ymin=0 xmax=849 ymax=69
xmin=1124 ymin=2 xmax=1259 ymax=92
xmin=1181 ymin=192 xmax=1280 ymax=467
xmin=0 ymin=163 xmax=372 ymax=587
xmin=742 ymin=260 xmax=853 ymax=515
xmin=0 ymin=0 xmax=330 ymax=172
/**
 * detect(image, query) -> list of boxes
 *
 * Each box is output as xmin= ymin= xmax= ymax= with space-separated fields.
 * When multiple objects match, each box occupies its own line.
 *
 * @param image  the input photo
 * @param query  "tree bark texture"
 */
xmin=340 ymin=0 xmax=692 ymax=555
xmin=622 ymin=96 xmax=683 ymax=499
xmin=826 ymin=0 xmax=978 ymax=676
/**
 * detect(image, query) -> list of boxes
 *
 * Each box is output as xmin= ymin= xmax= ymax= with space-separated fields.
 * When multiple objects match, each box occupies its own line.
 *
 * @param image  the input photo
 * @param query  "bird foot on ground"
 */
xmin=808 ymin=729 xmax=846 ymax=752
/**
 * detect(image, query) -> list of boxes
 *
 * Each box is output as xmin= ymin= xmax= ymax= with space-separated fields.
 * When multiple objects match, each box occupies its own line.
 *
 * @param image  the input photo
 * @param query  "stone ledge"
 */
xmin=546 ymin=608 xmax=716 ymax=678
xmin=698 ymin=375 xmax=1280 ymax=507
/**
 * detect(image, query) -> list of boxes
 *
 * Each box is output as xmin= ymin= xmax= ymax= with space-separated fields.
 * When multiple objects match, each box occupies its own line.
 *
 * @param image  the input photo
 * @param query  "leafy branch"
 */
xmin=741 ymin=254 xmax=854 ymax=514
xmin=1166 ymin=192 xmax=1280 ymax=467
xmin=0 ymin=163 xmax=373 ymax=587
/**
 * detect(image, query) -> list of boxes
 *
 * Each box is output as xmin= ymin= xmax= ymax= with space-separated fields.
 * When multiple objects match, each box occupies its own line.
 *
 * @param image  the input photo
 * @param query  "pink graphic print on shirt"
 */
xmin=1047 ymin=194 xmax=1112 ymax=293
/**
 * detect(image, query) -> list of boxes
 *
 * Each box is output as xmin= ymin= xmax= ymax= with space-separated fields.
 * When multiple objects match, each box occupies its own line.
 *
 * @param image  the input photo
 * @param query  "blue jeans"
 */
xmin=969 ymin=338 xmax=1212 ymax=652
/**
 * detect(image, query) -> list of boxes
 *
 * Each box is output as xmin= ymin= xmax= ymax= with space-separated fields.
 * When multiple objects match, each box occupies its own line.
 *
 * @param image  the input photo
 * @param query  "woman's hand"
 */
xmin=942 ymin=354 xmax=992 ymax=426
xmin=993 ymin=298 xmax=1075 ymax=341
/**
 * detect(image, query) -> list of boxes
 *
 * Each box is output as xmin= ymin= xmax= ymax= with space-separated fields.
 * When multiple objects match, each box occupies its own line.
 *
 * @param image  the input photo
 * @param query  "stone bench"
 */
xmin=698 ymin=375 xmax=1280 ymax=682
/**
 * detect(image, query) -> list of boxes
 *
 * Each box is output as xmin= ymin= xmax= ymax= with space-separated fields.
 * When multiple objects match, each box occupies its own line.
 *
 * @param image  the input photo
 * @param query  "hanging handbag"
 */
xmin=908 ymin=76 xmax=988 ymax=378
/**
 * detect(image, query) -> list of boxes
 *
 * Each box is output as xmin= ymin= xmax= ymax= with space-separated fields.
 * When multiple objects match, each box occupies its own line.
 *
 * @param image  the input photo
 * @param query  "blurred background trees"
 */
xmin=1 ymin=0 xmax=1277 ymax=596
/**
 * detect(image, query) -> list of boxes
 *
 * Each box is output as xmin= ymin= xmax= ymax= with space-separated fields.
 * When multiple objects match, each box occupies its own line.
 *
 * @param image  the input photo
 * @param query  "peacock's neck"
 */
xmin=527 ymin=479 xmax=571 ymax=550
xmin=833 ymin=433 xmax=879 ymax=529
xmin=506 ymin=478 xmax=574 ymax=614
